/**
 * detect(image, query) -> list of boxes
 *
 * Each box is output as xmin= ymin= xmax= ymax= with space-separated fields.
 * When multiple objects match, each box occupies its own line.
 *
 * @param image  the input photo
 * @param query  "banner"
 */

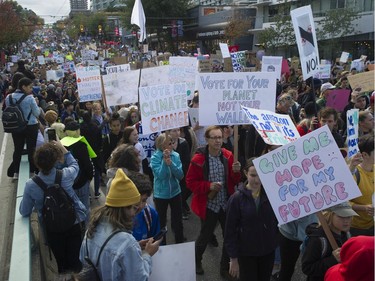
xmin=102 ymin=68 xmax=140 ymax=106
xmin=197 ymin=72 xmax=277 ymax=126
xmin=261 ymin=56 xmax=283 ymax=79
xmin=75 ymin=66 xmax=102 ymax=102
xmin=346 ymin=109 xmax=359 ymax=159
xmin=241 ymin=107 xmax=300 ymax=145
xmin=230 ymin=51 xmax=247 ymax=72
xmin=313 ymin=64 xmax=331 ymax=80
xmin=347 ymin=71 xmax=374 ymax=93
xmin=169 ymin=56 xmax=197 ymax=100
xmin=253 ymin=126 xmax=362 ymax=225
xmin=326 ymin=89 xmax=351 ymax=112
xmin=139 ymin=83 xmax=189 ymax=135
xmin=291 ymin=5 xmax=320 ymax=79
xmin=149 ymin=242 xmax=195 ymax=281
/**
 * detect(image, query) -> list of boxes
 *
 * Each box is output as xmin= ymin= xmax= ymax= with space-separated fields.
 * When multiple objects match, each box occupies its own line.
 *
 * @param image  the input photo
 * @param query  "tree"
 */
xmin=224 ymin=9 xmax=253 ymax=45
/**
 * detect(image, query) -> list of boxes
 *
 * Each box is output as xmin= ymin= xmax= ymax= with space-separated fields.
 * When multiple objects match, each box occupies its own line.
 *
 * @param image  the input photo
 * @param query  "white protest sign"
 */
xmin=140 ymin=65 xmax=170 ymax=87
xmin=138 ymin=123 xmax=159 ymax=162
xmin=106 ymin=63 xmax=131 ymax=74
xmin=61 ymin=62 xmax=75 ymax=73
xmin=241 ymin=107 xmax=300 ymax=145
xmin=169 ymin=56 xmax=198 ymax=100
xmin=261 ymin=56 xmax=283 ymax=79
xmin=75 ymin=66 xmax=102 ymax=102
xmin=188 ymin=107 xmax=199 ymax=128
xmin=254 ymin=126 xmax=362 ymax=225
xmin=313 ymin=64 xmax=331 ymax=80
xmin=197 ymin=72 xmax=277 ymax=126
xmin=350 ymin=59 xmax=364 ymax=72
xmin=339 ymin=52 xmax=350 ymax=63
xmin=37 ymin=55 xmax=45 ymax=65
xmin=139 ymin=83 xmax=189 ymax=135
xmin=46 ymin=70 xmax=64 ymax=81
xmin=291 ymin=5 xmax=320 ymax=79
xmin=102 ymin=69 xmax=140 ymax=106
xmin=219 ymin=43 xmax=230 ymax=58
xmin=149 ymin=242 xmax=195 ymax=281
xmin=346 ymin=109 xmax=359 ymax=159
xmin=230 ymin=51 xmax=247 ymax=72
xmin=54 ymin=56 xmax=65 ymax=64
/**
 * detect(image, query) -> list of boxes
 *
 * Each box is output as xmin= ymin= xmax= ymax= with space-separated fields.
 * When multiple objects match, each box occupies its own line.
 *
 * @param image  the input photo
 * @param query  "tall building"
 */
xmin=70 ymin=0 xmax=88 ymax=11
xmin=91 ymin=0 xmax=124 ymax=11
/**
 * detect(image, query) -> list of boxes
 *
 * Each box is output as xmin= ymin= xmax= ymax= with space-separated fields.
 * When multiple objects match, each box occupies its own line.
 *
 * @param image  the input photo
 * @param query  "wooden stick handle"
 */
xmin=317 ymin=211 xmax=339 ymax=250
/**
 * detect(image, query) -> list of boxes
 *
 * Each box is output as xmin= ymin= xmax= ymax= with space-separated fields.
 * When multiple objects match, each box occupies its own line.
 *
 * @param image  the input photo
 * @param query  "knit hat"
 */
xmin=44 ymin=110 xmax=58 ymax=125
xmin=106 ymin=169 xmax=140 ymax=207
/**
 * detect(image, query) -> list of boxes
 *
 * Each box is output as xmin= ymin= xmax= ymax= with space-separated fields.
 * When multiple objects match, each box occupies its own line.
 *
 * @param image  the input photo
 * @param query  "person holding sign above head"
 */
xmin=348 ymin=134 xmax=374 ymax=237
xmin=224 ymin=158 xmax=278 ymax=281
xmin=186 ymin=126 xmax=241 ymax=278
xmin=301 ymin=203 xmax=358 ymax=281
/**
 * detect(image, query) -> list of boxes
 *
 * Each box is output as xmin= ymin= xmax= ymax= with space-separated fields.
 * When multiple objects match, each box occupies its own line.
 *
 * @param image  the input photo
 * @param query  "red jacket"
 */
xmin=186 ymin=147 xmax=241 ymax=220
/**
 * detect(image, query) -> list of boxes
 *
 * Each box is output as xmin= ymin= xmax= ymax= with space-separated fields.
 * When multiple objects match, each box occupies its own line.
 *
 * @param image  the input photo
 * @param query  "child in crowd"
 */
xmin=102 ymin=112 xmax=123 ymax=166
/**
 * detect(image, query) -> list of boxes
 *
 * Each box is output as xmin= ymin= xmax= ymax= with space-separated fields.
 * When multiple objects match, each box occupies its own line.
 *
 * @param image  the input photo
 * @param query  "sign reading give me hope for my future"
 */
xmin=254 ymin=126 xmax=362 ymax=225
xmin=197 ymin=72 xmax=277 ymax=126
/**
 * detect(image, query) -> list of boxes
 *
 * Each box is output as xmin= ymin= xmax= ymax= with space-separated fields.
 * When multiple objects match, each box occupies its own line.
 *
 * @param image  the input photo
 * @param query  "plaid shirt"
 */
xmin=206 ymin=152 xmax=226 ymax=213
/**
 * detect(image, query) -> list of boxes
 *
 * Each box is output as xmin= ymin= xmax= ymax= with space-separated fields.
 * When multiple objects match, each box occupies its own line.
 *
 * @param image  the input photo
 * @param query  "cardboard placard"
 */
xmin=347 ymin=71 xmax=374 ymax=93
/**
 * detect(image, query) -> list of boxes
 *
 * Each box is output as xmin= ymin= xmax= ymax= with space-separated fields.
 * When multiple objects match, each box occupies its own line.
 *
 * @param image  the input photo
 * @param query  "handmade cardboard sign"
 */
xmin=75 ymin=66 xmax=102 ymax=102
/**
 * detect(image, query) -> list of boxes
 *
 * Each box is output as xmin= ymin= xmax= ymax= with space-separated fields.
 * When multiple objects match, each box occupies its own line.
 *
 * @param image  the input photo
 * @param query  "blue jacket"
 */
xmin=150 ymin=149 xmax=184 ymax=199
xmin=5 ymin=90 xmax=40 ymax=125
xmin=80 ymin=220 xmax=152 ymax=281
xmin=19 ymin=152 xmax=87 ymax=224
xmin=133 ymin=204 xmax=160 ymax=241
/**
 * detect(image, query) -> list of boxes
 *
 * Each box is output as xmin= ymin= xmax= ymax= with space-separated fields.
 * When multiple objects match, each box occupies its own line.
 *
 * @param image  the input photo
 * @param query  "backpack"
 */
xmin=32 ymin=170 xmax=76 ymax=233
xmin=2 ymin=94 xmax=32 ymax=133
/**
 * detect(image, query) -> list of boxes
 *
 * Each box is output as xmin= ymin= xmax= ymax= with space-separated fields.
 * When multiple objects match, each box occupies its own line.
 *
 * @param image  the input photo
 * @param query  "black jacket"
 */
xmin=102 ymin=132 xmax=122 ymax=165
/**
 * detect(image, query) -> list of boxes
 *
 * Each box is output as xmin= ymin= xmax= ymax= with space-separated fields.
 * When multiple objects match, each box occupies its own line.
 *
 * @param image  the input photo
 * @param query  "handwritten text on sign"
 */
xmin=241 ymin=107 xmax=300 ymax=145
xmin=76 ymin=66 xmax=102 ymax=102
xmin=197 ymin=72 xmax=277 ymax=126
xmin=254 ymin=126 xmax=361 ymax=225
xmin=139 ymin=83 xmax=189 ymax=135
xmin=346 ymin=109 xmax=359 ymax=159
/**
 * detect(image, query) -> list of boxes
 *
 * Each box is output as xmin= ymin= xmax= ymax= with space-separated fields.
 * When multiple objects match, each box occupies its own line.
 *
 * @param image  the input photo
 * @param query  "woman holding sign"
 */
xmin=224 ymin=158 xmax=278 ymax=281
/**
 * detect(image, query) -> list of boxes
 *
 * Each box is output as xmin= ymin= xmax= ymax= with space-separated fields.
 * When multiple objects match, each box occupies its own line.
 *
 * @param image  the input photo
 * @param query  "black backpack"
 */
xmin=32 ymin=170 xmax=77 ymax=233
xmin=2 ymin=94 xmax=32 ymax=133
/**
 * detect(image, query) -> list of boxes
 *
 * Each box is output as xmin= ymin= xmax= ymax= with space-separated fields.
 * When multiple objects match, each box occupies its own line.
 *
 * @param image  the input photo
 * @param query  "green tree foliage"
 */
xmin=224 ymin=9 xmax=253 ymax=45
xmin=62 ymin=13 xmax=107 ymax=39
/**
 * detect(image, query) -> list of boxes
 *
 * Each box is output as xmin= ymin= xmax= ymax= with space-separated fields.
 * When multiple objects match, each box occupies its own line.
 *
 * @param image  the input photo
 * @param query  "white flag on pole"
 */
xmin=131 ymin=0 xmax=146 ymax=43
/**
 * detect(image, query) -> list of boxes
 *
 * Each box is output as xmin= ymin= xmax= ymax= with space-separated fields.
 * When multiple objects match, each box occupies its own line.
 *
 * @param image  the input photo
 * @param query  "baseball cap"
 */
xmin=321 ymin=82 xmax=336 ymax=93
xmin=329 ymin=202 xmax=358 ymax=217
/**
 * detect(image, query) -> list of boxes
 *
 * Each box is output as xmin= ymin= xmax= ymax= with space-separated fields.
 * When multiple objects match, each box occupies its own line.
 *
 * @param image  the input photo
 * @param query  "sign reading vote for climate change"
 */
xmin=241 ymin=107 xmax=300 ymax=145
xmin=139 ymin=83 xmax=189 ymax=135
xmin=197 ymin=72 xmax=277 ymax=126
xmin=76 ymin=66 xmax=102 ymax=102
xmin=254 ymin=126 xmax=361 ymax=225
xmin=346 ymin=109 xmax=359 ymax=159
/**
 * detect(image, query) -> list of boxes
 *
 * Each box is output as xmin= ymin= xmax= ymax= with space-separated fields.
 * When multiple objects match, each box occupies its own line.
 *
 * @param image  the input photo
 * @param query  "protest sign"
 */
xmin=140 ymin=65 xmax=170 ymax=87
xmin=241 ymin=107 xmax=300 ymax=145
xmin=219 ymin=43 xmax=230 ymax=58
xmin=254 ymin=126 xmax=362 ymax=225
xmin=230 ymin=51 xmax=247 ymax=72
xmin=138 ymin=124 xmax=159 ymax=162
xmin=291 ymin=5 xmax=320 ymax=79
xmin=37 ymin=55 xmax=45 ymax=65
xmin=197 ymin=72 xmax=277 ymax=126
xmin=339 ymin=52 xmax=350 ymax=63
xmin=188 ymin=108 xmax=199 ymax=128
xmin=313 ymin=64 xmax=331 ymax=80
xmin=149 ymin=242 xmax=195 ymax=281
xmin=261 ymin=56 xmax=283 ymax=79
xmin=350 ymin=59 xmax=365 ymax=72
xmin=326 ymin=89 xmax=351 ymax=112
xmin=139 ymin=83 xmax=189 ymax=135
xmin=102 ymin=68 xmax=140 ymax=106
xmin=346 ymin=109 xmax=359 ymax=159
xmin=347 ymin=71 xmax=374 ymax=93
xmin=46 ymin=69 xmax=64 ymax=82
xmin=75 ymin=66 xmax=102 ymax=102
xmin=281 ymin=59 xmax=290 ymax=76
xmin=61 ymin=62 xmax=75 ymax=73
xmin=169 ymin=56 xmax=197 ymax=100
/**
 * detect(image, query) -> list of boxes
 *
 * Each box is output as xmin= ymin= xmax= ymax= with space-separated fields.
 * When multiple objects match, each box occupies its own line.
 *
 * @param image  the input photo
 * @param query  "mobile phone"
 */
xmin=47 ymin=129 xmax=57 ymax=142
xmin=153 ymin=227 xmax=168 ymax=241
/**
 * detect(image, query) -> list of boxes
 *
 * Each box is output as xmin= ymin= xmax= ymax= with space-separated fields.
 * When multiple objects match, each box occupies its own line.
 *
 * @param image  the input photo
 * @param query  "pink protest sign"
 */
xmin=326 ymin=89 xmax=351 ymax=112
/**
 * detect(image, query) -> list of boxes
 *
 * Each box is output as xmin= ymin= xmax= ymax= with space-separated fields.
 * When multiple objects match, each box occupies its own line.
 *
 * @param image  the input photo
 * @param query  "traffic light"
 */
xmin=80 ymin=25 xmax=84 ymax=32
xmin=98 ymin=25 xmax=102 ymax=34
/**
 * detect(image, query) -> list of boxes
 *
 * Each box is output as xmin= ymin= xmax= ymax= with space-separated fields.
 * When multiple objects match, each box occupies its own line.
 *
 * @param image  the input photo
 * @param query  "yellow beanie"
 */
xmin=106 ymin=169 xmax=140 ymax=207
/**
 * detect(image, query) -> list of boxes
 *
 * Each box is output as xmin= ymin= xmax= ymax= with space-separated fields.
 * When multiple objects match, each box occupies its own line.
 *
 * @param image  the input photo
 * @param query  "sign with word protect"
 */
xmin=102 ymin=68 xmax=140 ymax=106
xmin=346 ymin=109 xmax=359 ymax=159
xmin=261 ymin=56 xmax=283 ymax=80
xmin=253 ymin=126 xmax=362 ymax=225
xmin=75 ymin=66 xmax=102 ymax=102
xmin=139 ymin=83 xmax=189 ymax=135
xmin=291 ymin=5 xmax=320 ymax=80
xmin=241 ymin=107 xmax=300 ymax=145
xmin=197 ymin=72 xmax=277 ymax=126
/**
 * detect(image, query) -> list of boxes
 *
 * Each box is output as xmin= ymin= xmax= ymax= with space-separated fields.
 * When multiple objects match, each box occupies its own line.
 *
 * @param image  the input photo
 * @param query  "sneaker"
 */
xmin=195 ymin=262 xmax=204 ymax=275
xmin=209 ymin=235 xmax=219 ymax=247
xmin=95 ymin=193 xmax=101 ymax=199
xmin=12 ymin=173 xmax=19 ymax=180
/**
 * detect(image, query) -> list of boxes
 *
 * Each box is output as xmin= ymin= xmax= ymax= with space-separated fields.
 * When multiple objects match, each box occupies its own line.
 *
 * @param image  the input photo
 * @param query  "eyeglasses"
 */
xmin=208 ymin=136 xmax=223 ymax=140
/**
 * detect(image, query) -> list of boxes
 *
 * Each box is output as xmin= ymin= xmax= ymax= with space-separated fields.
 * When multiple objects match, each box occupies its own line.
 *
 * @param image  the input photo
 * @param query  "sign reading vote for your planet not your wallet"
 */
xmin=254 ymin=126 xmax=362 ymax=225
xmin=75 ymin=66 xmax=102 ymax=102
xmin=139 ymin=83 xmax=189 ymax=135
xmin=197 ymin=72 xmax=277 ymax=126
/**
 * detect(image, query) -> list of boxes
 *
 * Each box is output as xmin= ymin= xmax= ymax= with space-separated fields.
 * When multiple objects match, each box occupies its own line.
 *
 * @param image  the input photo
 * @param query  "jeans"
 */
xmin=195 ymin=208 xmax=229 ymax=271
xmin=154 ymin=194 xmax=184 ymax=244
xmin=238 ymin=251 xmax=275 ymax=281
xmin=74 ymin=181 xmax=90 ymax=223
xmin=11 ymin=124 xmax=39 ymax=173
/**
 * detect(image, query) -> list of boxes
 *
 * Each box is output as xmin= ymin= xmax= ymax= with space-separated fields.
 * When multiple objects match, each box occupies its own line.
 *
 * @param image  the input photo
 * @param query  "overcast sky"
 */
xmin=17 ymin=0 xmax=72 ymax=23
